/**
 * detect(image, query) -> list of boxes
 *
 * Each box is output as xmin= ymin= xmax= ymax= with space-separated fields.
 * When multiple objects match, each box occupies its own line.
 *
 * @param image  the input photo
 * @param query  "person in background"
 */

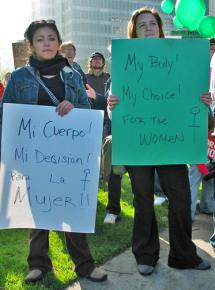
xmin=189 ymin=38 xmax=215 ymax=221
xmin=0 ymin=80 xmax=5 ymax=101
xmin=108 ymin=6 xmax=211 ymax=276
xmin=86 ymin=56 xmax=122 ymax=224
xmin=86 ymin=52 xmax=110 ymax=136
xmin=60 ymin=41 xmax=96 ymax=104
xmin=3 ymin=72 xmax=11 ymax=87
xmin=103 ymin=80 xmax=165 ymax=224
xmin=60 ymin=41 xmax=87 ymax=85
xmin=210 ymin=38 xmax=215 ymax=61
xmin=0 ymin=19 xmax=107 ymax=284
xmin=210 ymin=227 xmax=215 ymax=250
xmin=189 ymin=134 xmax=214 ymax=221
xmin=207 ymin=116 xmax=215 ymax=245
xmin=209 ymin=38 xmax=215 ymax=251
xmin=210 ymin=154 xmax=215 ymax=249
xmin=103 ymin=77 xmax=124 ymax=224
xmin=86 ymin=53 xmax=123 ymax=224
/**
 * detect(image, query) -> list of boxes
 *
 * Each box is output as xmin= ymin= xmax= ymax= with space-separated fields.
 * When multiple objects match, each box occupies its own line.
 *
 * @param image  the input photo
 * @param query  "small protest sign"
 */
xmin=12 ymin=41 xmax=28 ymax=68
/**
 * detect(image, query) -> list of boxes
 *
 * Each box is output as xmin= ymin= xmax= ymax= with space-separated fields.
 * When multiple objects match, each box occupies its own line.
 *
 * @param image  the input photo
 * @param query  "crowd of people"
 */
xmin=0 ymin=5 xmax=215 ymax=285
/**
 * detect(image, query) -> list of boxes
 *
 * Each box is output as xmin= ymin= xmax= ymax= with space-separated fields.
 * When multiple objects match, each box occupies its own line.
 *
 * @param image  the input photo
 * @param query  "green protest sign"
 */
xmin=112 ymin=38 xmax=209 ymax=165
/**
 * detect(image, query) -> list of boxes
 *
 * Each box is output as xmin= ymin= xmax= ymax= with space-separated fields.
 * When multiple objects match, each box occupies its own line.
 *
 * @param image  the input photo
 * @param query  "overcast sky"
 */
xmin=0 ymin=0 xmax=31 ymax=70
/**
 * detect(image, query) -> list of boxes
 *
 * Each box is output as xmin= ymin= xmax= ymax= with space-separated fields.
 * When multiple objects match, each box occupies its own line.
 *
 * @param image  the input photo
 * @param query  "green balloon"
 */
xmin=173 ymin=16 xmax=184 ymax=29
xmin=198 ymin=16 xmax=215 ymax=38
xmin=175 ymin=0 xmax=206 ymax=31
xmin=161 ymin=0 xmax=174 ymax=14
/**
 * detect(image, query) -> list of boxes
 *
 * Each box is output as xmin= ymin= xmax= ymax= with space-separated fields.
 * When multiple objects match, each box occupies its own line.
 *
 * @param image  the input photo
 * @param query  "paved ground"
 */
xmin=64 ymin=213 xmax=215 ymax=290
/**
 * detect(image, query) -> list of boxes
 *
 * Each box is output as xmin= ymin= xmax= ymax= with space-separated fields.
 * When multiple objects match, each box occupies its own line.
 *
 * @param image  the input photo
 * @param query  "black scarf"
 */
xmin=29 ymin=54 xmax=70 ymax=75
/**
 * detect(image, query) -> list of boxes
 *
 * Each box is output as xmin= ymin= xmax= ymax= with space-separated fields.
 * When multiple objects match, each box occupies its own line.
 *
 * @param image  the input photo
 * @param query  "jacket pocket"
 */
xmin=16 ymin=81 xmax=38 ymax=104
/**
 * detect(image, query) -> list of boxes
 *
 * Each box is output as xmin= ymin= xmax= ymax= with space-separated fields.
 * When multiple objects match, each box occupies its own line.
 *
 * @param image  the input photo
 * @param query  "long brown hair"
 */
xmin=127 ymin=7 xmax=165 ymax=39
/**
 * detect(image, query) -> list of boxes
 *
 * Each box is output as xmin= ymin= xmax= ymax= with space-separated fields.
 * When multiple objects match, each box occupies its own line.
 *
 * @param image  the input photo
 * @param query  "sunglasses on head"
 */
xmin=31 ymin=19 xmax=56 ymax=25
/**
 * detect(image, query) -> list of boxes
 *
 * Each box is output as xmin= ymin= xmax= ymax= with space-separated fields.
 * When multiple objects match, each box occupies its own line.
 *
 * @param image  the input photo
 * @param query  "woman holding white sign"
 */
xmin=108 ymin=7 xmax=211 ymax=276
xmin=0 ymin=20 xmax=107 ymax=283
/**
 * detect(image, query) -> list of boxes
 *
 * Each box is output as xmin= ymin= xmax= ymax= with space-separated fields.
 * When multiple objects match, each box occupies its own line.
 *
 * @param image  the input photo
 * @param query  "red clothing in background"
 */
xmin=0 ymin=81 xmax=5 ymax=100
xmin=208 ymin=130 xmax=215 ymax=159
xmin=197 ymin=131 xmax=215 ymax=174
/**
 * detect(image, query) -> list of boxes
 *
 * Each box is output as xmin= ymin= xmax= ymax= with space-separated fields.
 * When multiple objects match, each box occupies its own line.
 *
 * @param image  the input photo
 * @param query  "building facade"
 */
xmin=209 ymin=0 xmax=215 ymax=16
xmin=31 ymin=0 xmax=175 ymax=69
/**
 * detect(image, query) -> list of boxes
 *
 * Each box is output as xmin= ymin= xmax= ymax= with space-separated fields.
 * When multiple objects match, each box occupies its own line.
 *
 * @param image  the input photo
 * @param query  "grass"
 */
xmin=0 ymin=174 xmax=168 ymax=290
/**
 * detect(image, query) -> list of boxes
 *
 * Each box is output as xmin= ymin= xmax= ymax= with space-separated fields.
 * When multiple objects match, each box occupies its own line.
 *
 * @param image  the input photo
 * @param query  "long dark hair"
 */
xmin=24 ymin=20 xmax=62 ymax=45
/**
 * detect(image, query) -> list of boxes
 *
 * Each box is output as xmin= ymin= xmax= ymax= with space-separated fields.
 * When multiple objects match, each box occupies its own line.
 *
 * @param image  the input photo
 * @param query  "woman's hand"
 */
xmin=200 ymin=92 xmax=211 ymax=107
xmin=56 ymin=100 xmax=74 ymax=116
xmin=86 ymin=84 xmax=96 ymax=100
xmin=107 ymin=95 xmax=119 ymax=110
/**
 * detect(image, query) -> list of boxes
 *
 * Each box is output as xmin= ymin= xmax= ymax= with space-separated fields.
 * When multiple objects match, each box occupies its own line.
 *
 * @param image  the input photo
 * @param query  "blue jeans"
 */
xmin=210 ymin=218 xmax=215 ymax=247
xmin=189 ymin=164 xmax=214 ymax=221
xmin=210 ymin=180 xmax=215 ymax=247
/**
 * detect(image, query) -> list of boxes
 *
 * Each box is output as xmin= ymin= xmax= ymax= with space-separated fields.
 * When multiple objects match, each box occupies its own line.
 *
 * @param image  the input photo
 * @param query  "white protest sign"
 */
xmin=0 ymin=104 xmax=104 ymax=233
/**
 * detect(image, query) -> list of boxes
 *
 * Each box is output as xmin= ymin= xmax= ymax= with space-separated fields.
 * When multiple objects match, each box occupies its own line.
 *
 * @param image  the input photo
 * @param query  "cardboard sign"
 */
xmin=12 ymin=41 xmax=28 ymax=68
xmin=112 ymin=38 xmax=209 ymax=165
xmin=0 ymin=104 xmax=104 ymax=233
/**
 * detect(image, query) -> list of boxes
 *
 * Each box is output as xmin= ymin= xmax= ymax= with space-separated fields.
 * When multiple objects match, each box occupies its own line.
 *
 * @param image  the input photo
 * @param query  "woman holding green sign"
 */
xmin=108 ymin=7 xmax=211 ymax=276
xmin=0 ymin=20 xmax=107 ymax=284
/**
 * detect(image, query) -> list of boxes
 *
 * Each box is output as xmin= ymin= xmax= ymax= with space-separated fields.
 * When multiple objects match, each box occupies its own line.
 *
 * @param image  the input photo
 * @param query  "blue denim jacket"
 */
xmin=0 ymin=65 xmax=90 ymax=150
xmin=0 ymin=65 xmax=90 ymax=108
